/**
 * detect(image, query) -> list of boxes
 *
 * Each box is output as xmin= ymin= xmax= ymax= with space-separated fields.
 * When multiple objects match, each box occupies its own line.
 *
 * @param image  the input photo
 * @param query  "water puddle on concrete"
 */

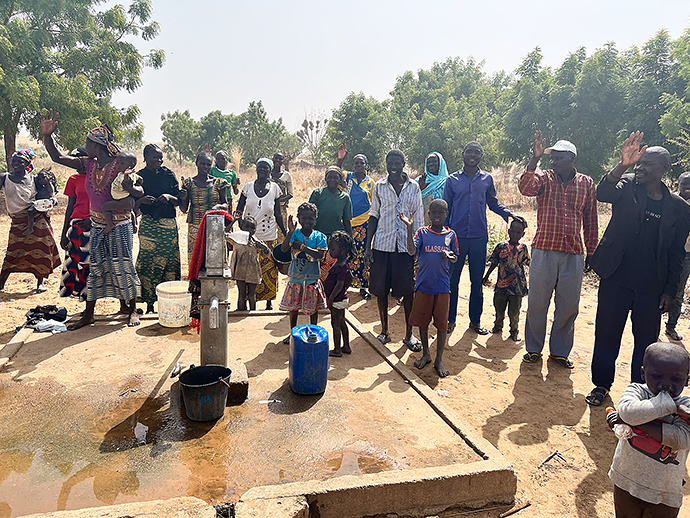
xmin=320 ymin=442 xmax=398 ymax=478
xmin=0 ymin=322 xmax=481 ymax=516
xmin=0 ymin=380 xmax=397 ymax=517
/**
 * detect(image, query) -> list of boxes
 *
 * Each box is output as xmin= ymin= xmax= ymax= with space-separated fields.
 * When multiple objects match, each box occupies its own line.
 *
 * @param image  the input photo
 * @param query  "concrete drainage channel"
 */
xmin=3 ymin=311 xmax=516 ymax=518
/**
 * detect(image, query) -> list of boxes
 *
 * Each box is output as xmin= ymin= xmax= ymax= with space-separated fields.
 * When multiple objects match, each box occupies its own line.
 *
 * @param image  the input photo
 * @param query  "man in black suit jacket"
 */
xmin=585 ymin=132 xmax=690 ymax=406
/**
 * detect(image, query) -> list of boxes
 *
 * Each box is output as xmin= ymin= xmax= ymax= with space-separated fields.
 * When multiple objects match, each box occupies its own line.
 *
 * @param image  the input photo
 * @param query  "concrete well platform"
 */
xmin=0 ymin=311 xmax=515 ymax=517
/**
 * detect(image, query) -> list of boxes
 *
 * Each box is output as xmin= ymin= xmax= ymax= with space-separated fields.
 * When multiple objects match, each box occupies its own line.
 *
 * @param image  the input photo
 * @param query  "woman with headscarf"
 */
xmin=135 ymin=144 xmax=183 ymax=313
xmin=234 ymin=158 xmax=286 ymax=309
xmin=41 ymin=110 xmax=143 ymax=329
xmin=179 ymin=151 xmax=227 ymax=268
xmin=337 ymin=144 xmax=375 ymax=299
xmin=0 ymin=148 xmax=61 ymax=292
xmin=308 ymin=165 xmax=352 ymax=281
xmin=417 ymin=152 xmax=449 ymax=225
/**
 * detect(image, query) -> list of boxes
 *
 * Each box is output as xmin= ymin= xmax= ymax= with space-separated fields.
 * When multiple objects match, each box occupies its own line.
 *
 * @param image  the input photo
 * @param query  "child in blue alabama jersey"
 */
xmin=401 ymin=198 xmax=458 ymax=377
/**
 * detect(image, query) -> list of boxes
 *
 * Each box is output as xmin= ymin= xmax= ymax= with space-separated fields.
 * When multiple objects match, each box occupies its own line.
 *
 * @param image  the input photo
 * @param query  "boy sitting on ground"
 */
xmin=401 ymin=199 xmax=458 ymax=377
xmin=483 ymin=218 xmax=530 ymax=342
xmin=25 ymin=168 xmax=58 ymax=236
xmin=606 ymin=342 xmax=690 ymax=517
xmin=101 ymin=151 xmax=142 ymax=234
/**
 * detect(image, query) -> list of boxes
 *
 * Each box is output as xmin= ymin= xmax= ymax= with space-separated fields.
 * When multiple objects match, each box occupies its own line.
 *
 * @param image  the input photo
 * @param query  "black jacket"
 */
xmin=590 ymin=173 xmax=690 ymax=297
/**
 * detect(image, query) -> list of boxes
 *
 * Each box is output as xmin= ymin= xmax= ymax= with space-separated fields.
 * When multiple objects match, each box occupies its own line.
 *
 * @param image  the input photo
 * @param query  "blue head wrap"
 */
xmin=420 ymin=152 xmax=448 ymax=200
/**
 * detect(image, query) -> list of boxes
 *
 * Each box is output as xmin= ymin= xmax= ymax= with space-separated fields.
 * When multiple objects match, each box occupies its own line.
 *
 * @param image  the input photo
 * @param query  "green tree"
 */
xmin=660 ymin=28 xmax=690 ymax=141
xmin=567 ymin=43 xmax=627 ymax=178
xmin=323 ymin=92 xmax=392 ymax=172
xmin=502 ymin=44 xmax=628 ymax=180
xmin=0 ymin=0 xmax=164 ymax=169
xmin=160 ymin=109 xmax=200 ymax=165
xmin=219 ymin=101 xmax=290 ymax=165
xmin=199 ymin=110 xmax=236 ymax=151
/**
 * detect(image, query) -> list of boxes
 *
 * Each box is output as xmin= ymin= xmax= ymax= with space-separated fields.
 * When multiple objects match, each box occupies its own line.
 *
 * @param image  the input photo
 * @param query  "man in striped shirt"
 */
xmin=519 ymin=131 xmax=598 ymax=369
xmin=365 ymin=149 xmax=424 ymax=349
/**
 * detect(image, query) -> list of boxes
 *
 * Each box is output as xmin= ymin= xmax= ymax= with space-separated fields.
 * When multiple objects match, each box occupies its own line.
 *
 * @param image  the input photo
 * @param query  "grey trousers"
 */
xmin=524 ymin=249 xmax=584 ymax=358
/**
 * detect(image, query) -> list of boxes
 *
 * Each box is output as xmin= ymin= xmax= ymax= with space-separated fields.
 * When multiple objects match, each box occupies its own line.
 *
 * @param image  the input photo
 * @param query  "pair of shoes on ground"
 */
xmin=491 ymin=327 xmax=521 ymax=342
xmin=666 ymin=326 xmax=683 ymax=341
xmin=585 ymin=386 xmax=609 ymax=406
xmin=522 ymin=352 xmax=574 ymax=369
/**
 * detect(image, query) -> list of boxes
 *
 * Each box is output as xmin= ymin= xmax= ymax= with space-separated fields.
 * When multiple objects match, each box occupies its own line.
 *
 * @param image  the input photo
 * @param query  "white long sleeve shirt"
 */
xmin=610 ymin=383 xmax=690 ymax=508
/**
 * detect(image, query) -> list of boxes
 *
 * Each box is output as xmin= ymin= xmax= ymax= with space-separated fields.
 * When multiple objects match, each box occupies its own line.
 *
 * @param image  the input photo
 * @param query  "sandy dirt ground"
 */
xmin=1 ymin=152 xmax=690 ymax=517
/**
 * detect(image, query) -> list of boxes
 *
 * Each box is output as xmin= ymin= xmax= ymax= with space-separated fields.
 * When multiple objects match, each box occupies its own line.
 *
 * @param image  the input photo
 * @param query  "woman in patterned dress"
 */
xmin=179 ymin=152 xmax=227 ymax=270
xmin=135 ymin=144 xmax=183 ymax=313
xmin=42 ymin=110 xmax=143 ymax=329
xmin=336 ymin=144 xmax=375 ymax=299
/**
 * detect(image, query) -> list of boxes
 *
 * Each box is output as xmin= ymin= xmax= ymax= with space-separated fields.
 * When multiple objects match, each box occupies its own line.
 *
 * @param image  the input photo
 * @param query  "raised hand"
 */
xmin=621 ymin=131 xmax=647 ymax=168
xmin=287 ymin=214 xmax=297 ymax=234
xmin=337 ymin=143 xmax=347 ymax=161
xmin=532 ymin=130 xmax=546 ymax=158
xmin=399 ymin=212 xmax=413 ymax=228
xmin=41 ymin=109 xmax=59 ymax=136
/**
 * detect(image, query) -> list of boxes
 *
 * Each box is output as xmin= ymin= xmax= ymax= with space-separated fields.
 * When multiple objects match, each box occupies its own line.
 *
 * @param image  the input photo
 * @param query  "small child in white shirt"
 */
xmin=606 ymin=342 xmax=690 ymax=517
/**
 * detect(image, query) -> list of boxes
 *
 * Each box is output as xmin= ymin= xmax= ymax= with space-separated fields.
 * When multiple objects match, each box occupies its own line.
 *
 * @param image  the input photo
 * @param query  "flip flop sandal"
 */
xmin=403 ymin=337 xmax=422 ymax=352
xmin=549 ymin=355 xmax=574 ymax=369
xmin=376 ymin=333 xmax=391 ymax=345
xmin=522 ymin=352 xmax=542 ymax=363
xmin=586 ymin=387 xmax=609 ymax=406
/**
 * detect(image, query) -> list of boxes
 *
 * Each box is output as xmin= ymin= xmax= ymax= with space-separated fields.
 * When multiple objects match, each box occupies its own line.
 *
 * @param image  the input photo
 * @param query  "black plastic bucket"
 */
xmin=179 ymin=365 xmax=232 ymax=421
xmin=272 ymin=244 xmax=291 ymax=275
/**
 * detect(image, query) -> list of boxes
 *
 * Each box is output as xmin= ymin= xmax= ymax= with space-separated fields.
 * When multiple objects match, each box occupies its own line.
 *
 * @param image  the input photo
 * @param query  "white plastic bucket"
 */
xmin=156 ymin=281 xmax=192 ymax=327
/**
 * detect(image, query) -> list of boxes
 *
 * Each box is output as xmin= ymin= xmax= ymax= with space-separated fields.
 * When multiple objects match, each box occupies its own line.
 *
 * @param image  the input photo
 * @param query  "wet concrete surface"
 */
xmin=0 ymin=314 xmax=480 ymax=516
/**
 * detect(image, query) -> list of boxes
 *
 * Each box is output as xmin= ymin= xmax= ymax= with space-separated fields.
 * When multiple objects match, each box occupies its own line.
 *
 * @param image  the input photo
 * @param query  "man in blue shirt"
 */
xmin=443 ymin=141 xmax=519 ymax=335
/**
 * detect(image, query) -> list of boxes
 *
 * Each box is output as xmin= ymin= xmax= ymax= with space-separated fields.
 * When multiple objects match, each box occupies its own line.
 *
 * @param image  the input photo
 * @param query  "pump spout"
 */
xmin=209 ymin=296 xmax=219 ymax=330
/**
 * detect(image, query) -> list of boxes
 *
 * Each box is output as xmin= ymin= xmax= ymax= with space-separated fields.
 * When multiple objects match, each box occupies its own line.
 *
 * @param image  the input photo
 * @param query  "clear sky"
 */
xmin=110 ymin=0 xmax=690 ymax=142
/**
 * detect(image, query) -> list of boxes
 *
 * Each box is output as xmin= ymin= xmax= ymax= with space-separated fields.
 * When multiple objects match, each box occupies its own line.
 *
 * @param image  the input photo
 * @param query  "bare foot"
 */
xmin=329 ymin=349 xmax=343 ymax=357
xmin=127 ymin=311 xmax=140 ymax=327
xmin=435 ymin=360 xmax=449 ymax=378
xmin=68 ymin=315 xmax=96 ymax=331
xmin=118 ymin=305 xmax=143 ymax=315
xmin=342 ymin=343 xmax=351 ymax=354
xmin=414 ymin=353 xmax=432 ymax=370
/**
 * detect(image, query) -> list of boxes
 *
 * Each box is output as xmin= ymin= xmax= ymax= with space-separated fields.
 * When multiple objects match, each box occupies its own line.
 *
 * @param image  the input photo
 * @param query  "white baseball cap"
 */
xmin=545 ymin=140 xmax=577 ymax=156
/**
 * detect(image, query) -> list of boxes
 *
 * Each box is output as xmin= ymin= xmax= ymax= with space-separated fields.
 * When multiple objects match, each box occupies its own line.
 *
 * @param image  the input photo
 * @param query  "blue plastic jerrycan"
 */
xmin=289 ymin=324 xmax=329 ymax=394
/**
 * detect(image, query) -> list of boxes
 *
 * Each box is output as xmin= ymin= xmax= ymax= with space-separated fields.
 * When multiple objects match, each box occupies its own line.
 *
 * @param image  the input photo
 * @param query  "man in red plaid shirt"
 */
xmin=518 ymin=130 xmax=598 ymax=369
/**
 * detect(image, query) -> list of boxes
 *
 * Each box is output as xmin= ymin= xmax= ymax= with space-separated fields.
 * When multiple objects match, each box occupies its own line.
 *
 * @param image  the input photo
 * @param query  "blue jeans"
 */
xmin=449 ymin=237 xmax=488 ymax=325
xmin=666 ymin=252 xmax=690 ymax=328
